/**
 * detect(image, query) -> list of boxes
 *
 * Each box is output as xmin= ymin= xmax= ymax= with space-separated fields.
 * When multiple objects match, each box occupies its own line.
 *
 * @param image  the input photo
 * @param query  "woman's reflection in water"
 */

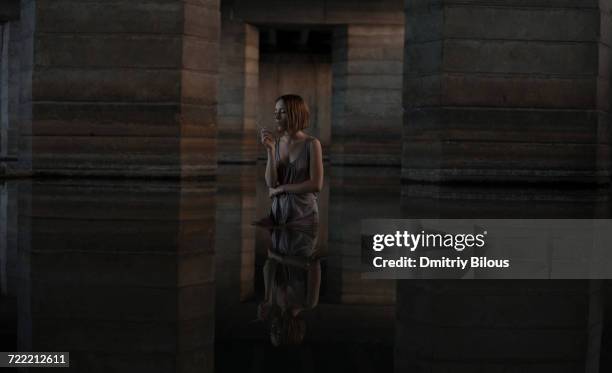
xmin=257 ymin=226 xmax=321 ymax=346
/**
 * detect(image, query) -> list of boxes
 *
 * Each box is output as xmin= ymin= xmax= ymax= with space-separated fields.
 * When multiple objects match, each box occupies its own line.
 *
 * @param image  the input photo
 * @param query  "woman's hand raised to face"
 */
xmin=269 ymin=186 xmax=284 ymax=198
xmin=260 ymin=128 xmax=275 ymax=151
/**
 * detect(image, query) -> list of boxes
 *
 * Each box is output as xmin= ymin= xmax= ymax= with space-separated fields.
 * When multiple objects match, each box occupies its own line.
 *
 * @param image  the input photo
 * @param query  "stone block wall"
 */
xmin=21 ymin=0 xmax=220 ymax=178
xmin=6 ymin=22 xmax=20 ymax=160
xmin=332 ymin=25 xmax=404 ymax=165
xmin=1 ymin=24 xmax=8 ymax=159
xmin=232 ymin=0 xmax=403 ymax=25
xmin=403 ymin=0 xmax=610 ymax=183
xmin=18 ymin=0 xmax=34 ymax=176
xmin=598 ymin=0 xmax=612 ymax=182
xmin=0 ymin=1 xmax=23 ymax=175
xmin=218 ymin=6 xmax=259 ymax=163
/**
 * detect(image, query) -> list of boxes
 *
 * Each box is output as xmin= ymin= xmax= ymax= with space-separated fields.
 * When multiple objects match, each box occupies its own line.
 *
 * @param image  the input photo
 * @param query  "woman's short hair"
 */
xmin=276 ymin=94 xmax=310 ymax=133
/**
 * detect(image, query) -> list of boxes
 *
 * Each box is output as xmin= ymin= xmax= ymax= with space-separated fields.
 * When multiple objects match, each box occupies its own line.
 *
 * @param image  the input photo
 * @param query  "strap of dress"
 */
xmin=275 ymin=137 xmax=280 ymax=162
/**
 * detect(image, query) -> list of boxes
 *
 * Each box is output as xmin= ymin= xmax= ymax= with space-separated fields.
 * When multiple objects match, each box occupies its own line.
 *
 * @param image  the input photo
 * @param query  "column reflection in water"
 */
xmin=15 ymin=180 xmax=216 ymax=372
xmin=215 ymin=165 xmax=257 ymax=334
xmin=397 ymin=184 xmax=611 ymax=372
xmin=1 ymin=181 xmax=20 ymax=351
xmin=1 ymin=182 xmax=7 ymax=296
xmin=328 ymin=166 xmax=399 ymax=304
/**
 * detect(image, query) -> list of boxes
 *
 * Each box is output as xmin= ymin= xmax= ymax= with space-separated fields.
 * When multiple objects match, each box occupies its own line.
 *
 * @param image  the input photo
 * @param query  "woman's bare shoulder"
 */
xmin=306 ymin=136 xmax=321 ymax=145
xmin=307 ymin=137 xmax=322 ymax=155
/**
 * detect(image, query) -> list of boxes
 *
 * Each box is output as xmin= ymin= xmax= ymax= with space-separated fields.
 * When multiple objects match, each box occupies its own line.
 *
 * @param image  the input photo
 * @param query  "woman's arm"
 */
xmin=265 ymin=148 xmax=279 ymax=188
xmin=262 ymin=131 xmax=279 ymax=188
xmin=270 ymin=138 xmax=323 ymax=196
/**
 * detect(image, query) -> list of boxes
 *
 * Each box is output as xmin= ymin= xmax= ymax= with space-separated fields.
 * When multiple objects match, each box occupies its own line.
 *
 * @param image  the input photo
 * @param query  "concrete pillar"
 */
xmin=332 ymin=25 xmax=404 ymax=166
xmin=18 ymin=0 xmax=33 ymax=176
xmin=6 ymin=22 xmax=20 ymax=161
xmin=18 ymin=180 xmax=215 ymax=371
xmin=404 ymin=0 xmax=609 ymax=183
xmin=20 ymin=0 xmax=220 ymax=178
xmin=218 ymin=4 xmax=259 ymax=163
xmin=599 ymin=0 xmax=612 ymax=183
xmin=0 ymin=0 xmax=22 ymax=175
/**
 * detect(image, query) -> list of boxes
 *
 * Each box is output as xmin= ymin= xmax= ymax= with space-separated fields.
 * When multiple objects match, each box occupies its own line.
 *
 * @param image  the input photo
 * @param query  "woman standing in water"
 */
xmin=259 ymin=94 xmax=323 ymax=226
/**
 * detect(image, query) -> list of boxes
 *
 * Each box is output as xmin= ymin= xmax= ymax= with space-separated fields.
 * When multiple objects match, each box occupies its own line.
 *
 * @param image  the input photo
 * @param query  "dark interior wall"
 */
xmin=231 ymin=0 xmax=403 ymax=26
xmin=1 ymin=24 xmax=7 ymax=157
xmin=598 ymin=0 xmax=612 ymax=182
xmin=218 ymin=10 xmax=259 ymax=163
xmin=0 ymin=0 xmax=19 ymax=22
xmin=331 ymin=25 xmax=404 ymax=166
xmin=5 ymin=22 xmax=20 ymax=159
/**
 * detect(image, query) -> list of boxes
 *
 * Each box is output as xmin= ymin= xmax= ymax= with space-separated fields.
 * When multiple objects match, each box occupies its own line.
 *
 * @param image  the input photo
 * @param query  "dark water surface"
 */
xmin=1 ymin=164 xmax=611 ymax=372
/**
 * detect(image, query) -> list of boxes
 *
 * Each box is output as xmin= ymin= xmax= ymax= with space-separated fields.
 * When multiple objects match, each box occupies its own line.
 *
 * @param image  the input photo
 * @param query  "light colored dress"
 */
xmin=270 ymin=138 xmax=319 ymax=226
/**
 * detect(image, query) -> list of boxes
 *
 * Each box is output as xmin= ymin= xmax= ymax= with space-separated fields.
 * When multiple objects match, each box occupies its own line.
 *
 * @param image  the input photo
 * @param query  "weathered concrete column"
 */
xmin=404 ymin=0 xmax=609 ymax=183
xmin=6 ymin=22 xmax=21 ymax=161
xmin=332 ymin=24 xmax=404 ymax=166
xmin=599 ymin=0 xmax=612 ymax=183
xmin=20 ymin=0 xmax=220 ymax=178
xmin=0 ymin=0 xmax=23 ymax=176
xmin=218 ymin=4 xmax=259 ymax=163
